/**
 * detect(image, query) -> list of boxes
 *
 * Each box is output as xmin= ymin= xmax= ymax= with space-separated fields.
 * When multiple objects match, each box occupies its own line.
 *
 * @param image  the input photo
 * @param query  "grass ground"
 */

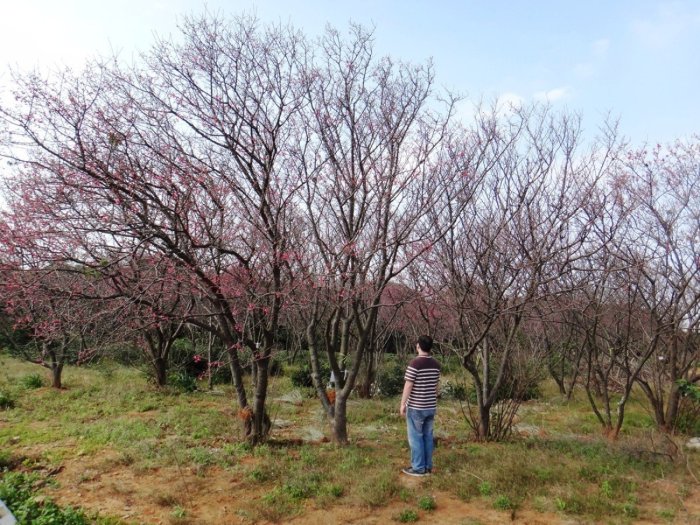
xmin=1 ymin=353 xmax=699 ymax=524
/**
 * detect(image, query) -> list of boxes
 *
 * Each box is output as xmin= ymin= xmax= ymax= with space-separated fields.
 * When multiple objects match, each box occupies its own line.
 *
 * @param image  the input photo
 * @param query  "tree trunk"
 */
xmin=663 ymin=383 xmax=682 ymax=433
xmin=359 ymin=349 xmax=375 ymax=399
xmin=333 ymin=395 xmax=349 ymax=444
xmin=154 ymin=357 xmax=168 ymax=387
xmin=550 ymin=367 xmax=566 ymax=395
xmin=250 ymin=353 xmax=271 ymax=444
xmin=44 ymin=345 xmax=63 ymax=389
xmin=307 ymin=327 xmax=335 ymax=417
xmin=477 ymin=404 xmax=490 ymax=441
xmin=227 ymin=347 xmax=248 ymax=409
xmin=51 ymin=362 xmax=63 ymax=389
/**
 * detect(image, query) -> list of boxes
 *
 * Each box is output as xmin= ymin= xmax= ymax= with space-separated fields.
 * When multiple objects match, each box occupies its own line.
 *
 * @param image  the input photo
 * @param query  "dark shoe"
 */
xmin=426 ymin=468 xmax=432 ymax=474
xmin=401 ymin=467 xmax=427 ymax=477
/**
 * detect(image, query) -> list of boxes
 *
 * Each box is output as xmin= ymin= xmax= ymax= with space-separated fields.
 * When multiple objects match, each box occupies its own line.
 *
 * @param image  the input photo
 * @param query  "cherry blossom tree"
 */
xmin=293 ymin=25 xmax=467 ymax=443
xmin=0 ymin=14 xmax=306 ymax=443
xmin=613 ymin=139 xmax=700 ymax=432
xmin=425 ymin=104 xmax=615 ymax=440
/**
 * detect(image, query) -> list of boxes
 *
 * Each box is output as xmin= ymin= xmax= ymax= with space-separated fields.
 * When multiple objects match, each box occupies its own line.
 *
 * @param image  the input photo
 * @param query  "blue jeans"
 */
xmin=406 ymin=407 xmax=435 ymax=473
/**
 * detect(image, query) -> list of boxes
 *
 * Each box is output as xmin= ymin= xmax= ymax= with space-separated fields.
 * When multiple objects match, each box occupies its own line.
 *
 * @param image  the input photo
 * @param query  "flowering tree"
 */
xmin=0 ymin=14 xmax=305 ymax=443
xmin=0 ymin=260 xmax=113 ymax=388
xmin=425 ymin=105 xmax=614 ymax=440
xmin=613 ymin=140 xmax=700 ymax=432
xmin=100 ymin=254 xmax=196 ymax=386
xmin=294 ymin=25 xmax=466 ymax=443
xmin=561 ymin=137 xmax=700 ymax=438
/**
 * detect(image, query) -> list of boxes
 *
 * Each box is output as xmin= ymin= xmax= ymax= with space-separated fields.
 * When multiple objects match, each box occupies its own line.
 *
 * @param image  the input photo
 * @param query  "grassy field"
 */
xmin=0 ymin=353 xmax=699 ymax=524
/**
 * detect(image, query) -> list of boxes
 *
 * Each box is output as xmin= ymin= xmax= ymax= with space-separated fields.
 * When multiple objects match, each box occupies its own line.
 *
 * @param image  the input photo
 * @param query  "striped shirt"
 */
xmin=405 ymin=356 xmax=441 ymax=409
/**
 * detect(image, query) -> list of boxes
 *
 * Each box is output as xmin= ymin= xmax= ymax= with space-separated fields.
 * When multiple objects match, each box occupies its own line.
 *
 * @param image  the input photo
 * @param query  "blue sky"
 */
xmin=1 ymin=0 xmax=698 ymax=146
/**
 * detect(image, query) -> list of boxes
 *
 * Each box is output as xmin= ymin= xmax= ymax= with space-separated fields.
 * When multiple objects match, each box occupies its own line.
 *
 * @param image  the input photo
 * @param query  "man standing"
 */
xmin=399 ymin=335 xmax=441 ymax=477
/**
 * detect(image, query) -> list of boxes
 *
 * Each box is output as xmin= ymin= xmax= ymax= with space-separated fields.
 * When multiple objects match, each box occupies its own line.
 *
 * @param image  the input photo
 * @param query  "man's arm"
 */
xmin=400 ymin=380 xmax=413 ymax=417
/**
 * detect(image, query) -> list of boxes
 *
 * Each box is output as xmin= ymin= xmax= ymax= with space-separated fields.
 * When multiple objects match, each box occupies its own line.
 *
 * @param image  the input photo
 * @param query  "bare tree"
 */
xmin=614 ymin=140 xmax=700 ymax=432
xmin=294 ymin=24 xmax=460 ymax=443
xmin=427 ymin=104 xmax=612 ymax=440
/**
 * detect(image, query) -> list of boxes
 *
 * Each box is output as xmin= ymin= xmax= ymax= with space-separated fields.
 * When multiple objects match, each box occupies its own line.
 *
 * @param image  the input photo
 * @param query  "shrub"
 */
xmin=20 ymin=373 xmax=44 ymax=389
xmin=493 ymin=494 xmax=515 ymax=510
xmin=376 ymin=358 xmax=405 ymax=397
xmin=466 ymin=365 xmax=541 ymax=403
xmin=396 ymin=509 xmax=419 ymax=522
xmin=675 ymin=379 xmax=700 ymax=435
xmin=0 ymin=389 xmax=15 ymax=409
xmin=438 ymin=353 xmax=462 ymax=375
xmin=290 ymin=365 xmax=313 ymax=388
xmin=269 ymin=358 xmax=284 ymax=377
xmin=168 ymin=371 xmax=197 ymax=393
xmin=0 ymin=450 xmax=16 ymax=469
xmin=290 ymin=362 xmax=330 ymax=388
xmin=478 ymin=481 xmax=492 ymax=496
xmin=441 ymin=381 xmax=468 ymax=401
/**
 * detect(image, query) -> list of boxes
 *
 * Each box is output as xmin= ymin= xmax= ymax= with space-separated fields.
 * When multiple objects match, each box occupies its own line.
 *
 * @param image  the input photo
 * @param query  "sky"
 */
xmin=0 ymin=0 xmax=698 ymax=147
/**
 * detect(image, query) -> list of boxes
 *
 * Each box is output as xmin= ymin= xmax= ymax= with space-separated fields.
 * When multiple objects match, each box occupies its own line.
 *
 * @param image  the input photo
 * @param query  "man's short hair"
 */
xmin=417 ymin=335 xmax=433 ymax=353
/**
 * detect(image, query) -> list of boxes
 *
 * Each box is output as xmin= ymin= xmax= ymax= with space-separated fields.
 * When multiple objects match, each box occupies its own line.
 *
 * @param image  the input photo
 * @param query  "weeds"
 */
xmin=417 ymin=494 xmax=436 ymax=510
xmin=20 ymin=373 xmax=44 ymax=389
xmin=0 ymin=389 xmax=15 ymax=409
xmin=395 ymin=509 xmax=419 ymax=522
xmin=355 ymin=472 xmax=400 ymax=508
xmin=0 ymin=472 xmax=90 ymax=524
xmin=493 ymin=494 xmax=515 ymax=510
xmin=0 ymin=354 xmax=697 ymax=523
xmin=253 ymin=486 xmax=301 ymax=521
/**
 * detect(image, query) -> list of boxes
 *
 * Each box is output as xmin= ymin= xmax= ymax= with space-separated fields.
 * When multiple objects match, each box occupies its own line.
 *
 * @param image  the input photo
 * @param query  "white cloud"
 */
xmin=453 ymin=99 xmax=477 ymax=124
xmin=631 ymin=3 xmax=700 ymax=50
xmin=496 ymin=92 xmax=524 ymax=112
xmin=533 ymin=87 xmax=570 ymax=102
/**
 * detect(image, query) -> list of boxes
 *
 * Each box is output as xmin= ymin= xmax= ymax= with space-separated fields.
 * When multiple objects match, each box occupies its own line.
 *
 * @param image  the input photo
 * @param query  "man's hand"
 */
xmin=400 ymin=380 xmax=413 ymax=418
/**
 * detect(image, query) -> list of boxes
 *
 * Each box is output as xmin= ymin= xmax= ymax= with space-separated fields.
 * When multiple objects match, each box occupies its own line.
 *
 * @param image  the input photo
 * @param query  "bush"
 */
xmin=466 ymin=367 xmax=541 ymax=403
xmin=376 ymin=358 xmax=405 ymax=398
xmin=20 ymin=373 xmax=44 ymax=389
xmin=168 ymin=371 xmax=197 ymax=393
xmin=441 ymin=380 xmax=468 ymax=401
xmin=0 ymin=451 xmax=13 ymax=469
xmin=269 ymin=358 xmax=284 ymax=377
xmin=290 ymin=365 xmax=313 ymax=388
xmin=290 ymin=362 xmax=330 ymax=388
xmin=396 ymin=509 xmax=419 ymax=522
xmin=418 ymin=494 xmax=436 ymax=510
xmin=675 ymin=380 xmax=700 ymax=435
xmin=493 ymin=494 xmax=515 ymax=510
xmin=438 ymin=353 xmax=463 ymax=375
xmin=0 ymin=389 xmax=15 ymax=410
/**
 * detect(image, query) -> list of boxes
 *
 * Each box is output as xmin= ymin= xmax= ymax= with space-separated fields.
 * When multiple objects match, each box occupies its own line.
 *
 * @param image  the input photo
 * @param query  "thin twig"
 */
xmin=687 ymin=454 xmax=699 ymax=485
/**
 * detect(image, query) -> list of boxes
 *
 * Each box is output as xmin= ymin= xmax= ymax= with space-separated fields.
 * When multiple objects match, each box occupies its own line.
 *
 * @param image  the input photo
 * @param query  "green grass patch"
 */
xmin=417 ymin=494 xmax=436 ymax=510
xmin=0 ymin=389 xmax=16 ymax=409
xmin=20 ymin=373 xmax=45 ymax=389
xmin=395 ymin=508 xmax=419 ymax=522
xmin=0 ymin=354 xmax=697 ymax=524
xmin=0 ymin=471 xmax=119 ymax=524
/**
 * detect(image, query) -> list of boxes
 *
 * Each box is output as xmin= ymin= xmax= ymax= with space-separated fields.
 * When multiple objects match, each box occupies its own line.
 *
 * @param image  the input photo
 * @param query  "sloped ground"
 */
xmin=1 ymin=357 xmax=699 ymax=524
